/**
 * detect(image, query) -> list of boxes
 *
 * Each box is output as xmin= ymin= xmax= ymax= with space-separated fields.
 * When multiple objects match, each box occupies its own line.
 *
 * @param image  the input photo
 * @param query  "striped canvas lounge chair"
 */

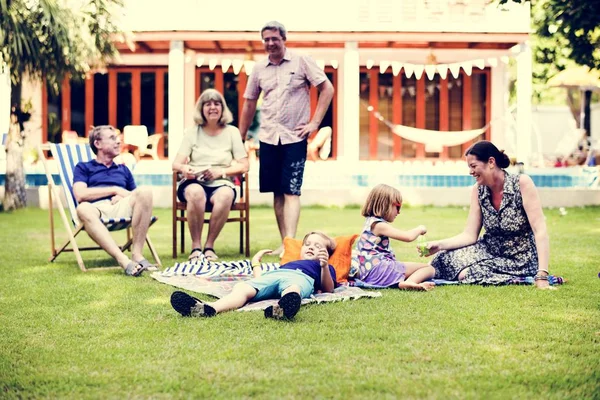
xmin=38 ymin=143 xmax=162 ymax=272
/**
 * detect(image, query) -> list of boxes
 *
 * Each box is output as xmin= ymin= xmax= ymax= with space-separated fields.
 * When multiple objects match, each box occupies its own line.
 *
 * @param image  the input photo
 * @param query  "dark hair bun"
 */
xmin=465 ymin=140 xmax=511 ymax=169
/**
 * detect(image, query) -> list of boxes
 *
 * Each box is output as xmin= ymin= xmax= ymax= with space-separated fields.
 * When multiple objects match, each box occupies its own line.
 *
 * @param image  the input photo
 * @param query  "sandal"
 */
xmin=188 ymin=248 xmax=203 ymax=261
xmin=136 ymin=258 xmax=158 ymax=272
xmin=124 ymin=260 xmax=146 ymax=277
xmin=203 ymin=247 xmax=219 ymax=262
xmin=170 ymin=291 xmax=216 ymax=317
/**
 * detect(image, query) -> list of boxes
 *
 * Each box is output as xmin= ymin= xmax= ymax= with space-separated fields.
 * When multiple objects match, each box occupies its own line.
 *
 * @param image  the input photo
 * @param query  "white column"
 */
xmin=490 ymin=61 xmax=510 ymax=152
xmin=183 ymin=49 xmax=196 ymax=130
xmin=516 ymin=42 xmax=533 ymax=165
xmin=339 ymin=41 xmax=360 ymax=162
xmin=168 ymin=40 xmax=185 ymax=162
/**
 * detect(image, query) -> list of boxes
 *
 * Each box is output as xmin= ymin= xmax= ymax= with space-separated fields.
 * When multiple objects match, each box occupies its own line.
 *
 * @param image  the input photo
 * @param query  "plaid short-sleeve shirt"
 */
xmin=244 ymin=49 xmax=328 ymax=145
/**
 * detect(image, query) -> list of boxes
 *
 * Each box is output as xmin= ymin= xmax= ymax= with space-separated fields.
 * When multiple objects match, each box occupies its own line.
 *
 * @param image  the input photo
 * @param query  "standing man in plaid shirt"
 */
xmin=239 ymin=20 xmax=334 ymax=255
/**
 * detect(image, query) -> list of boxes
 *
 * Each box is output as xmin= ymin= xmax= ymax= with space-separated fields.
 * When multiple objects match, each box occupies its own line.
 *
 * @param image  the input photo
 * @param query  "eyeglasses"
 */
xmin=262 ymin=37 xmax=282 ymax=44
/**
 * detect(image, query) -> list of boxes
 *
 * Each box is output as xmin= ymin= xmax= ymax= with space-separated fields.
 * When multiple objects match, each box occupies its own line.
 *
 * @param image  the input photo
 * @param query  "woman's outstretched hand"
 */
xmin=417 ymin=241 xmax=442 ymax=257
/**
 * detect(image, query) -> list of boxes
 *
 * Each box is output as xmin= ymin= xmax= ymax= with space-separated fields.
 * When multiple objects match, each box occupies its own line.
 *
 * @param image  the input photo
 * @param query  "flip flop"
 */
xmin=170 ymin=291 xmax=216 ymax=317
xmin=124 ymin=260 xmax=146 ymax=277
xmin=136 ymin=258 xmax=158 ymax=272
xmin=188 ymin=248 xmax=203 ymax=261
xmin=203 ymin=247 xmax=219 ymax=262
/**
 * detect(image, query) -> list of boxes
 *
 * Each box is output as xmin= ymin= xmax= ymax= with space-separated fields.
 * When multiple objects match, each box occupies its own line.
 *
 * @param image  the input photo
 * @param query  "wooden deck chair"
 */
xmin=38 ymin=143 xmax=162 ymax=272
xmin=172 ymin=172 xmax=250 ymax=259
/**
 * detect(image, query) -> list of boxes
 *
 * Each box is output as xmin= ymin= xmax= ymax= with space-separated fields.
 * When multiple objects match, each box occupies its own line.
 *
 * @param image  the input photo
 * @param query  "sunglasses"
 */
xmin=393 ymin=203 xmax=402 ymax=213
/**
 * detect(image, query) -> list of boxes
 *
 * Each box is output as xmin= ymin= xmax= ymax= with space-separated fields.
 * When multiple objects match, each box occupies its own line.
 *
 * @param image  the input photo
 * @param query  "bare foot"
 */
xmin=398 ymin=281 xmax=435 ymax=291
xmin=270 ymin=245 xmax=285 ymax=258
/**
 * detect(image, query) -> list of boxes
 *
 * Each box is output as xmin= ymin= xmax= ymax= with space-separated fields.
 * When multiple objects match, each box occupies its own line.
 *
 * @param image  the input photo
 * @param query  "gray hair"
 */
xmin=193 ymin=89 xmax=234 ymax=126
xmin=88 ymin=125 xmax=116 ymax=154
xmin=261 ymin=20 xmax=287 ymax=41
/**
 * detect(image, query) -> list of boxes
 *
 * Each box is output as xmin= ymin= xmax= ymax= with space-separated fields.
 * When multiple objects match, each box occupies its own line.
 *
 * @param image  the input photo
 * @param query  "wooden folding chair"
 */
xmin=172 ymin=172 xmax=250 ymax=258
xmin=38 ymin=143 xmax=162 ymax=272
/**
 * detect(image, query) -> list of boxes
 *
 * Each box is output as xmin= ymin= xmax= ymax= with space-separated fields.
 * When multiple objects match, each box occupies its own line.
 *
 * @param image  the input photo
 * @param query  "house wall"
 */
xmin=121 ymin=0 xmax=530 ymax=34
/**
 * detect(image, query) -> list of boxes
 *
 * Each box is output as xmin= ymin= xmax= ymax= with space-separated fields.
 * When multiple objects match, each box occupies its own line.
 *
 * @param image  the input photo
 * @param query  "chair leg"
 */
xmin=53 ymin=225 xmax=87 ymax=272
xmin=51 ymin=224 xmax=87 ymax=272
xmin=180 ymin=211 xmax=185 ymax=255
xmin=121 ymin=226 xmax=134 ymax=252
xmin=245 ymin=210 xmax=250 ymax=257
xmin=172 ymin=208 xmax=177 ymax=259
xmin=239 ymin=219 xmax=243 ymax=254
xmin=146 ymin=235 xmax=162 ymax=268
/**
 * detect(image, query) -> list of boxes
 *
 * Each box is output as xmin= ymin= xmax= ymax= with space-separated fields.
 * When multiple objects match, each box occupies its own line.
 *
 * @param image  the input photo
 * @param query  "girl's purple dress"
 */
xmin=350 ymin=216 xmax=406 ymax=287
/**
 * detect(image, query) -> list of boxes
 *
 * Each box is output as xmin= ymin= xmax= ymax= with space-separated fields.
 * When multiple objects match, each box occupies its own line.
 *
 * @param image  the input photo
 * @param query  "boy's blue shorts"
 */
xmin=247 ymin=269 xmax=314 ymax=301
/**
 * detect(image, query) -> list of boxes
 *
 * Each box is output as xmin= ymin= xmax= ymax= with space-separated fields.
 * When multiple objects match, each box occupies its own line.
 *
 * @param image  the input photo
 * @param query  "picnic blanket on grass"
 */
xmin=152 ymin=258 xmax=381 ymax=312
xmin=351 ymin=275 xmax=564 ymax=288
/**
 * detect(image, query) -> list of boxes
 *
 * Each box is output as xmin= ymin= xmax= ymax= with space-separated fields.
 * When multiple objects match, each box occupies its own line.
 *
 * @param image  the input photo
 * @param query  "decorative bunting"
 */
xmin=330 ymin=60 xmax=339 ymax=69
xmin=379 ymin=60 xmax=390 ymax=74
xmin=316 ymin=59 xmax=325 ymax=70
xmin=403 ymin=63 xmax=414 ymax=79
xmin=487 ymin=57 xmax=498 ymax=67
xmin=473 ymin=59 xmax=485 ymax=70
xmin=462 ymin=61 xmax=473 ymax=76
xmin=449 ymin=63 xmax=461 ymax=79
xmin=232 ymin=59 xmax=243 ymax=75
xmin=243 ymin=60 xmax=255 ymax=75
xmin=196 ymin=57 xmax=204 ymax=67
xmin=208 ymin=58 xmax=218 ymax=71
xmin=500 ymin=56 xmax=510 ymax=64
xmin=366 ymin=59 xmax=374 ymax=69
xmin=413 ymin=64 xmax=425 ymax=80
xmin=391 ymin=61 xmax=402 ymax=76
xmin=221 ymin=58 xmax=232 ymax=73
xmin=437 ymin=64 xmax=448 ymax=79
xmin=425 ymin=65 xmax=437 ymax=80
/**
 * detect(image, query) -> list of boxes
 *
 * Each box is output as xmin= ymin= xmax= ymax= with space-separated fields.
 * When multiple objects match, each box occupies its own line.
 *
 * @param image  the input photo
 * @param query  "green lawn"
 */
xmin=0 ymin=206 xmax=599 ymax=399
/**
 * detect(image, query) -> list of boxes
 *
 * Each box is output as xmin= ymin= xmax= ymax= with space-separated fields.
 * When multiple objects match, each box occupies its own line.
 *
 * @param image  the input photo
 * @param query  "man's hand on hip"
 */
xmin=294 ymin=122 xmax=319 ymax=139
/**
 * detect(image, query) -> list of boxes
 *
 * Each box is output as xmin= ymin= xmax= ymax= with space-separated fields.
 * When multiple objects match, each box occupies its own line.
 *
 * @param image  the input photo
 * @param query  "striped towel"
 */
xmin=160 ymin=254 xmax=280 ymax=277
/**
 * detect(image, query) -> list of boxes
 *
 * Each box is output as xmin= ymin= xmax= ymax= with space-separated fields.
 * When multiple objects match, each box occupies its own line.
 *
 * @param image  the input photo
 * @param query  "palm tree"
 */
xmin=0 ymin=0 xmax=125 ymax=210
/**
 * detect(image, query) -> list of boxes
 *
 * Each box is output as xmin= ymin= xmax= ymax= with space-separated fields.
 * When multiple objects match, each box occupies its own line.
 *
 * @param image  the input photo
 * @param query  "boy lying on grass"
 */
xmin=170 ymin=231 xmax=337 ymax=320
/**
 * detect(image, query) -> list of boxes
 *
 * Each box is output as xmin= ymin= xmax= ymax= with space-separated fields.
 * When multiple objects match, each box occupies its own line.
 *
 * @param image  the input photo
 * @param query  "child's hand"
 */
xmin=251 ymin=249 xmax=273 ymax=266
xmin=317 ymin=248 xmax=329 ymax=268
xmin=417 ymin=225 xmax=427 ymax=235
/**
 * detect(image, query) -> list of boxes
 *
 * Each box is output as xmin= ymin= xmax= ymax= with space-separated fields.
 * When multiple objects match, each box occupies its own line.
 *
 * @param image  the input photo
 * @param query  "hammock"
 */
xmin=366 ymin=102 xmax=489 ymax=152
xmin=390 ymin=124 xmax=487 ymax=153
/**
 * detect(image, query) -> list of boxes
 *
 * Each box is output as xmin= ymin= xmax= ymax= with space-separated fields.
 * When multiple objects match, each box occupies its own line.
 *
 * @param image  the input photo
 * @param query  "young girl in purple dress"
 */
xmin=350 ymin=184 xmax=435 ymax=291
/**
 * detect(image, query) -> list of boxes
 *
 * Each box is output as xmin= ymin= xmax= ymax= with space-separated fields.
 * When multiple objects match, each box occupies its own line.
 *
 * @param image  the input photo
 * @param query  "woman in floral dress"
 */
xmin=424 ymin=141 xmax=552 ymax=289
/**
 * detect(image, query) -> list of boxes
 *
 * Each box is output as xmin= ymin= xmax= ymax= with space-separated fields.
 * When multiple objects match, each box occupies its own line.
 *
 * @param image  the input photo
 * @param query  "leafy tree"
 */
xmin=502 ymin=0 xmax=600 ymax=69
xmin=502 ymin=0 xmax=599 ymax=137
xmin=0 ymin=0 xmax=124 ymax=210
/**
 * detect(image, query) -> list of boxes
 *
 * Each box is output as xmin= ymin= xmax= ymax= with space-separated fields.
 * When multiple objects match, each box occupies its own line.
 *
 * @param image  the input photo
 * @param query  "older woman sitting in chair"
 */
xmin=172 ymin=89 xmax=249 ymax=261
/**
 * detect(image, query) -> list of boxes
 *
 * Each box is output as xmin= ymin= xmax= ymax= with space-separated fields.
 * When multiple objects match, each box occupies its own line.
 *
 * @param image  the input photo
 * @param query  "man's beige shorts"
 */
xmin=92 ymin=196 xmax=133 ymax=220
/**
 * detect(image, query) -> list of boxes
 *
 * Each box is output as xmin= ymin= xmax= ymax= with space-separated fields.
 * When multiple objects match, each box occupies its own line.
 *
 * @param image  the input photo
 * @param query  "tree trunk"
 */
xmin=582 ymin=90 xmax=592 ymax=136
xmin=3 ymin=118 xmax=27 ymax=211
